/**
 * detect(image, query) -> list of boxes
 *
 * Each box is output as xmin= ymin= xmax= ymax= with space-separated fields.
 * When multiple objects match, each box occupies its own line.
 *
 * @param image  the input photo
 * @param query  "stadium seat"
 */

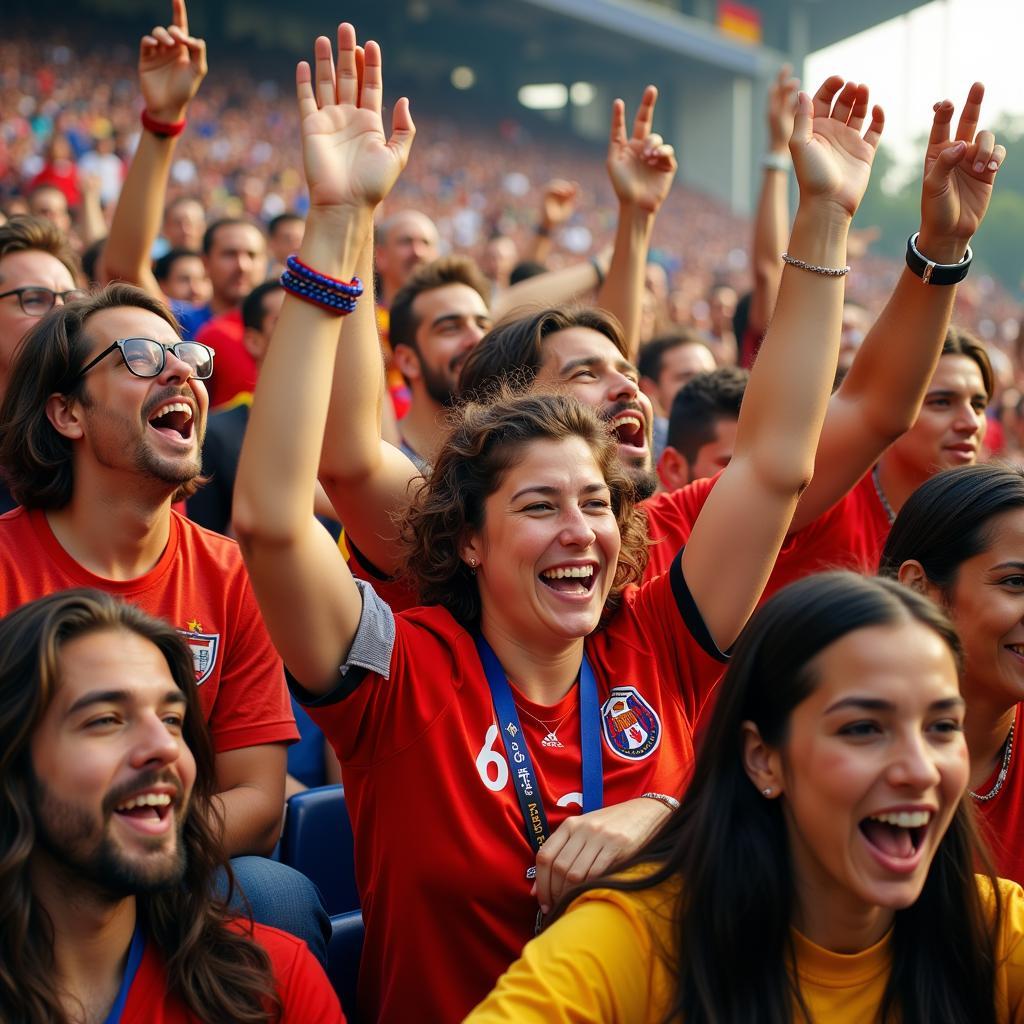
xmin=278 ymin=785 xmax=359 ymax=916
xmin=327 ymin=911 xmax=364 ymax=1022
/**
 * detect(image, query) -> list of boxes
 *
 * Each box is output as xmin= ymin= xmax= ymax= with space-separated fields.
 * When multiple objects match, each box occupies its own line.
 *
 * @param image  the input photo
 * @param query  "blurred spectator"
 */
xmin=153 ymin=246 xmax=211 ymax=305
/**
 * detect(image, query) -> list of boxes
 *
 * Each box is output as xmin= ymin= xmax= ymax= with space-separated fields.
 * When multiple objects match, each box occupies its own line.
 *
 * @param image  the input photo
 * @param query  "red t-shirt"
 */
xmin=0 ymin=507 xmax=297 ymax=753
xmin=975 ymin=702 xmax=1024 ymax=886
xmin=299 ymin=558 xmax=727 ymax=1024
xmin=122 ymin=922 xmax=345 ymax=1022
xmin=196 ymin=309 xmax=255 ymax=411
xmin=643 ymin=469 xmax=892 ymax=598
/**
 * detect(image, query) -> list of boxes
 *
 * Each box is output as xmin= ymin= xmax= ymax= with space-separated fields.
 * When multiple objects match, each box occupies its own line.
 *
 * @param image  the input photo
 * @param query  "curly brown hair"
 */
xmin=398 ymin=388 xmax=648 ymax=625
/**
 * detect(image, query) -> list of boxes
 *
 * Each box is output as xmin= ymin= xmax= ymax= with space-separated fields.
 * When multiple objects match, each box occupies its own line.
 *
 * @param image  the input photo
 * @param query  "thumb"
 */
xmin=924 ymin=140 xmax=966 ymax=190
xmin=388 ymin=96 xmax=416 ymax=160
xmin=791 ymin=91 xmax=813 ymax=148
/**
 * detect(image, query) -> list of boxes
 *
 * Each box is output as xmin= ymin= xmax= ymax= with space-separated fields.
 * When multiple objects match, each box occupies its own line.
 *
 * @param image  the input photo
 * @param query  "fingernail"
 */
xmin=540 ymin=904 xmax=550 ymax=915
xmin=974 ymin=161 xmax=985 ymax=172
xmin=988 ymin=160 xmax=998 ymax=171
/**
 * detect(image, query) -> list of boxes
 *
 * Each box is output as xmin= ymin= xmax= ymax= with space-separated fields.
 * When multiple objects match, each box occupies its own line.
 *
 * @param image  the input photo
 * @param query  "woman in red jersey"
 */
xmin=468 ymin=573 xmax=1024 ymax=1024
xmin=235 ymin=22 xmax=885 ymax=1024
xmin=880 ymin=463 xmax=1024 ymax=887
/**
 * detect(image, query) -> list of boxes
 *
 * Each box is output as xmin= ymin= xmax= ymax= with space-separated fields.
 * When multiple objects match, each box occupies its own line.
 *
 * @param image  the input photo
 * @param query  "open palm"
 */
xmin=921 ymin=83 xmax=1004 ymax=242
xmin=297 ymin=27 xmax=414 ymax=211
xmin=790 ymin=78 xmax=884 ymax=219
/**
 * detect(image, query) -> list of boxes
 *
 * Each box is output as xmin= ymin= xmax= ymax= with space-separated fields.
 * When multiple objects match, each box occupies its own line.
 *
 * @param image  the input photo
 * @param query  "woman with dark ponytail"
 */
xmin=468 ymin=572 xmax=1024 ymax=1023
xmin=879 ymin=463 xmax=1024 ymax=885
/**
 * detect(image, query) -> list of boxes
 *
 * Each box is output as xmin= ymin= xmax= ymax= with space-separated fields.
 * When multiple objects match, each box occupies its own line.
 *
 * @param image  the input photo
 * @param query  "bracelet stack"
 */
xmin=281 ymin=255 xmax=364 ymax=315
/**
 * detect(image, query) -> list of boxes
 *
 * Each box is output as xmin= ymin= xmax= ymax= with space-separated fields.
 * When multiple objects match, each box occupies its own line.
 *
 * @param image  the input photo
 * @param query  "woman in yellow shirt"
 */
xmin=468 ymin=572 xmax=1024 ymax=1023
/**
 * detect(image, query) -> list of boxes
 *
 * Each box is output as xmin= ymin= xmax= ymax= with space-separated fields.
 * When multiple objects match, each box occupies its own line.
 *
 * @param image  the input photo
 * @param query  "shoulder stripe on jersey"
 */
xmin=670 ymin=553 xmax=729 ymax=664
xmin=347 ymin=535 xmax=396 ymax=583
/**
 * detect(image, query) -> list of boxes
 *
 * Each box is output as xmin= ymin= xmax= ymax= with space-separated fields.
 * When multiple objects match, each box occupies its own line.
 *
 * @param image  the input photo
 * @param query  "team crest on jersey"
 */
xmin=601 ymin=686 xmax=661 ymax=760
xmin=179 ymin=619 xmax=219 ymax=686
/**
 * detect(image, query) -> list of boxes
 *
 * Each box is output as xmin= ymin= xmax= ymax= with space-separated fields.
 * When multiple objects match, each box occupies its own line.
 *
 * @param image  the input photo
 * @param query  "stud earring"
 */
xmin=468 ymin=558 xmax=478 ymax=575
xmin=762 ymin=787 xmax=774 ymax=798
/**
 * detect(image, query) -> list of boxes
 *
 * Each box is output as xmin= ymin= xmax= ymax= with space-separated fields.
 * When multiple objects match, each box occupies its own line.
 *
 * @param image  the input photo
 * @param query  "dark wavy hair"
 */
xmin=0 ymin=282 xmax=205 ymax=509
xmin=398 ymin=388 xmax=648 ymax=624
xmin=457 ymin=305 xmax=627 ymax=400
xmin=568 ymin=572 xmax=998 ymax=1024
xmin=942 ymin=325 xmax=994 ymax=401
xmin=0 ymin=589 xmax=280 ymax=1023
xmin=879 ymin=464 xmax=1024 ymax=590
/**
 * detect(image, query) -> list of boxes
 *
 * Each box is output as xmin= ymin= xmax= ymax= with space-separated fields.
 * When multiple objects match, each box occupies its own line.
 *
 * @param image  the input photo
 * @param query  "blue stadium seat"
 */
xmin=278 ymin=785 xmax=359 ymax=916
xmin=327 ymin=911 xmax=364 ymax=1022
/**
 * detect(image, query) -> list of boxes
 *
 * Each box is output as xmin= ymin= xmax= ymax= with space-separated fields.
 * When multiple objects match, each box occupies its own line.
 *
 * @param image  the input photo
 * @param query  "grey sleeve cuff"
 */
xmin=341 ymin=578 xmax=396 ymax=680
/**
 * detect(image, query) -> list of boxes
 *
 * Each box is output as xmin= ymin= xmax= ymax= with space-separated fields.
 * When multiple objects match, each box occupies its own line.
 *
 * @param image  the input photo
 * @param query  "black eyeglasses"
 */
xmin=0 ymin=286 xmax=89 ymax=316
xmin=75 ymin=337 xmax=215 ymax=384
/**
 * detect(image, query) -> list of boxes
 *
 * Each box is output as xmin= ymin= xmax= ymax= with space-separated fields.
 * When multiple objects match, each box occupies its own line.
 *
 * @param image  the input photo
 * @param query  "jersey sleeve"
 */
xmin=464 ymin=889 xmax=665 ymax=1024
xmin=207 ymin=565 xmax=298 ymax=753
xmin=609 ymin=553 xmax=728 ymax=726
xmin=291 ymin=583 xmax=466 ymax=767
xmin=258 ymin=925 xmax=348 ymax=1023
xmin=346 ymin=536 xmax=420 ymax=613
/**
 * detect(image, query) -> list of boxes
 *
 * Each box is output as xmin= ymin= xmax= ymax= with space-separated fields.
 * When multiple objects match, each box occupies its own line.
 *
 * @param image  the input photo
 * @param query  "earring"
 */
xmin=762 ymin=787 xmax=773 ymax=798
xmin=468 ymin=558 xmax=478 ymax=575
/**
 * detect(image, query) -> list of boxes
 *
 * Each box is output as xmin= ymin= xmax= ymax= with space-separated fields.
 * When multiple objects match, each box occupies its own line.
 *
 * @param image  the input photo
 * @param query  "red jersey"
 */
xmin=122 ymin=922 xmax=345 ymax=1022
xmin=0 ymin=507 xmax=296 ymax=753
xmin=299 ymin=558 xmax=727 ymax=1024
xmin=975 ymin=702 xmax=1024 ymax=886
xmin=196 ymin=309 xmax=255 ymax=410
xmin=643 ymin=469 xmax=892 ymax=597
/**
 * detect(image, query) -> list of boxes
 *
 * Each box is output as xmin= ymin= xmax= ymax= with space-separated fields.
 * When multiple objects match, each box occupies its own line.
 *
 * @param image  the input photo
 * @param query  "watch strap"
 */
xmin=906 ymin=232 xmax=972 ymax=285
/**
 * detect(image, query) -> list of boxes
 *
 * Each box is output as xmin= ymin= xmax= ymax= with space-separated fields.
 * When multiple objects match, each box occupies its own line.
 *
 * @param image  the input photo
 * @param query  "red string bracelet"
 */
xmin=141 ymin=110 xmax=187 ymax=138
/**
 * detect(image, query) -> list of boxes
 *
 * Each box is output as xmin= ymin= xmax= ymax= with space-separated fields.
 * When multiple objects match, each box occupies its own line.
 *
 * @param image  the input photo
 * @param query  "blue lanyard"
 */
xmin=475 ymin=634 xmax=604 ymax=852
xmin=102 ymin=922 xmax=146 ymax=1024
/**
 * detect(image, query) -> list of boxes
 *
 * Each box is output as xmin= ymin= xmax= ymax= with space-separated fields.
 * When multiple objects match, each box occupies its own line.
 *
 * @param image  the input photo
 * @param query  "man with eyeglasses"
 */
xmin=0 ymin=281 xmax=331 ymax=965
xmin=0 ymin=216 xmax=85 ymax=512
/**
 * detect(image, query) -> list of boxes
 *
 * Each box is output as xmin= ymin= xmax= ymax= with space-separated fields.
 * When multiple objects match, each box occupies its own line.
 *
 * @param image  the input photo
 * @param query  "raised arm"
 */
xmin=683 ymin=78 xmax=883 ymax=651
xmin=789 ymin=82 xmax=1003 ymax=531
xmin=102 ymin=0 xmax=206 ymax=294
xmin=233 ymin=25 xmax=414 ymax=690
xmin=599 ymin=86 xmax=677 ymax=360
xmin=747 ymin=66 xmax=799 ymax=345
xmin=525 ymin=179 xmax=578 ymax=265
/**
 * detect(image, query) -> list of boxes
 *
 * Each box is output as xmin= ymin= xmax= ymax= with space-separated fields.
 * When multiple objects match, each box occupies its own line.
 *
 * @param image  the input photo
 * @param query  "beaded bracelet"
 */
xmin=781 ymin=252 xmax=850 ymax=277
xmin=286 ymin=255 xmax=364 ymax=296
xmin=280 ymin=271 xmax=361 ymax=314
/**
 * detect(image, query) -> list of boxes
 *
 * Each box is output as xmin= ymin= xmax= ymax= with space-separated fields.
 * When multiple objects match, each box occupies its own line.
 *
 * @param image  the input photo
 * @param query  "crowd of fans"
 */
xmin=5 ymin=2 xmax=1024 ymax=1022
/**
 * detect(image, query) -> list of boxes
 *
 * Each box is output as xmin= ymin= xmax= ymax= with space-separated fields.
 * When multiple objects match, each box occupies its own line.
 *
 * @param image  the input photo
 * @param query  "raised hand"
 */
xmin=790 ymin=77 xmax=884 ymax=219
xmin=138 ymin=0 xmax=207 ymax=123
xmin=540 ymin=179 xmax=579 ymax=230
xmin=767 ymin=64 xmax=800 ymax=154
xmin=296 ymin=23 xmax=414 ymax=211
xmin=919 ymin=83 xmax=1004 ymax=256
xmin=606 ymin=86 xmax=677 ymax=214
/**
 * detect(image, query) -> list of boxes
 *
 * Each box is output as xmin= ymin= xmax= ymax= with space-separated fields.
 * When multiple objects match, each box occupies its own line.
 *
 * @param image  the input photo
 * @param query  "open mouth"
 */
xmin=113 ymin=791 xmax=173 ymax=825
xmin=147 ymin=400 xmax=194 ymax=442
xmin=539 ymin=564 xmax=598 ymax=596
xmin=609 ymin=413 xmax=646 ymax=451
xmin=858 ymin=809 xmax=930 ymax=861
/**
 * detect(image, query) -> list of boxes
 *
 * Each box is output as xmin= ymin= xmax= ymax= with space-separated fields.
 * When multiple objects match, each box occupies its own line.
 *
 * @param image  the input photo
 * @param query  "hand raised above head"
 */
xmin=767 ymin=63 xmax=800 ymax=154
xmin=606 ymin=85 xmax=677 ymax=215
xmin=918 ymin=82 xmax=1005 ymax=261
xmin=296 ymin=23 xmax=415 ymax=212
xmin=138 ymin=0 xmax=207 ymax=124
xmin=790 ymin=76 xmax=884 ymax=220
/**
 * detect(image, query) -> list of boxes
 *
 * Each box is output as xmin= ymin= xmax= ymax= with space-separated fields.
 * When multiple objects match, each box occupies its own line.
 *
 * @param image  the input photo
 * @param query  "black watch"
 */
xmin=906 ymin=232 xmax=972 ymax=285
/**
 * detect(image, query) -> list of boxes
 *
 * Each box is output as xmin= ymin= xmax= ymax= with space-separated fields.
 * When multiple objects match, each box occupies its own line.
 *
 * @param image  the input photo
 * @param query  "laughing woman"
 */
xmin=880 ymin=463 xmax=1024 ymax=886
xmin=234 ymin=23 xmax=885 ymax=1024
xmin=468 ymin=573 xmax=1024 ymax=1024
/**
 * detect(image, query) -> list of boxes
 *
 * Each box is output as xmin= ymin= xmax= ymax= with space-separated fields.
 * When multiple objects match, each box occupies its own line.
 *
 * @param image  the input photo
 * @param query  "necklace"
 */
xmin=871 ymin=464 xmax=897 ymax=525
xmin=970 ymin=722 xmax=1015 ymax=802
xmin=515 ymin=701 xmax=577 ymax=749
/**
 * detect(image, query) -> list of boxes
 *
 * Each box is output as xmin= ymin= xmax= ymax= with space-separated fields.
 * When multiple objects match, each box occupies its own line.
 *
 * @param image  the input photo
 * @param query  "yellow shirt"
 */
xmin=465 ymin=876 xmax=1024 ymax=1023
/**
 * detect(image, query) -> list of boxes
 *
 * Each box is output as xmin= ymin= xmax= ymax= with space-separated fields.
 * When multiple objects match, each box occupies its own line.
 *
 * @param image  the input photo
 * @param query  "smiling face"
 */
xmin=462 ymin=436 xmax=621 ymax=650
xmin=759 ymin=620 xmax=967 ymax=939
xmin=29 ymin=628 xmax=196 ymax=899
xmin=884 ymin=355 xmax=989 ymax=482
xmin=937 ymin=508 xmax=1024 ymax=708
xmin=536 ymin=327 xmax=658 ymax=499
xmin=57 ymin=306 xmax=208 ymax=492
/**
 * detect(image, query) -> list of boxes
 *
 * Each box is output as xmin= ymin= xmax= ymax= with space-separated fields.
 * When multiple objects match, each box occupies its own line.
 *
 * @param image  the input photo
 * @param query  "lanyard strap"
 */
xmin=102 ymin=922 xmax=146 ymax=1024
xmin=475 ymin=634 xmax=604 ymax=853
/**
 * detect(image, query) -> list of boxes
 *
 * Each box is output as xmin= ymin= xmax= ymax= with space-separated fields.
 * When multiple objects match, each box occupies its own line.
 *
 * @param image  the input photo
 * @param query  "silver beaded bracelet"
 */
xmin=781 ymin=252 xmax=850 ymax=277
xmin=641 ymin=791 xmax=681 ymax=812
